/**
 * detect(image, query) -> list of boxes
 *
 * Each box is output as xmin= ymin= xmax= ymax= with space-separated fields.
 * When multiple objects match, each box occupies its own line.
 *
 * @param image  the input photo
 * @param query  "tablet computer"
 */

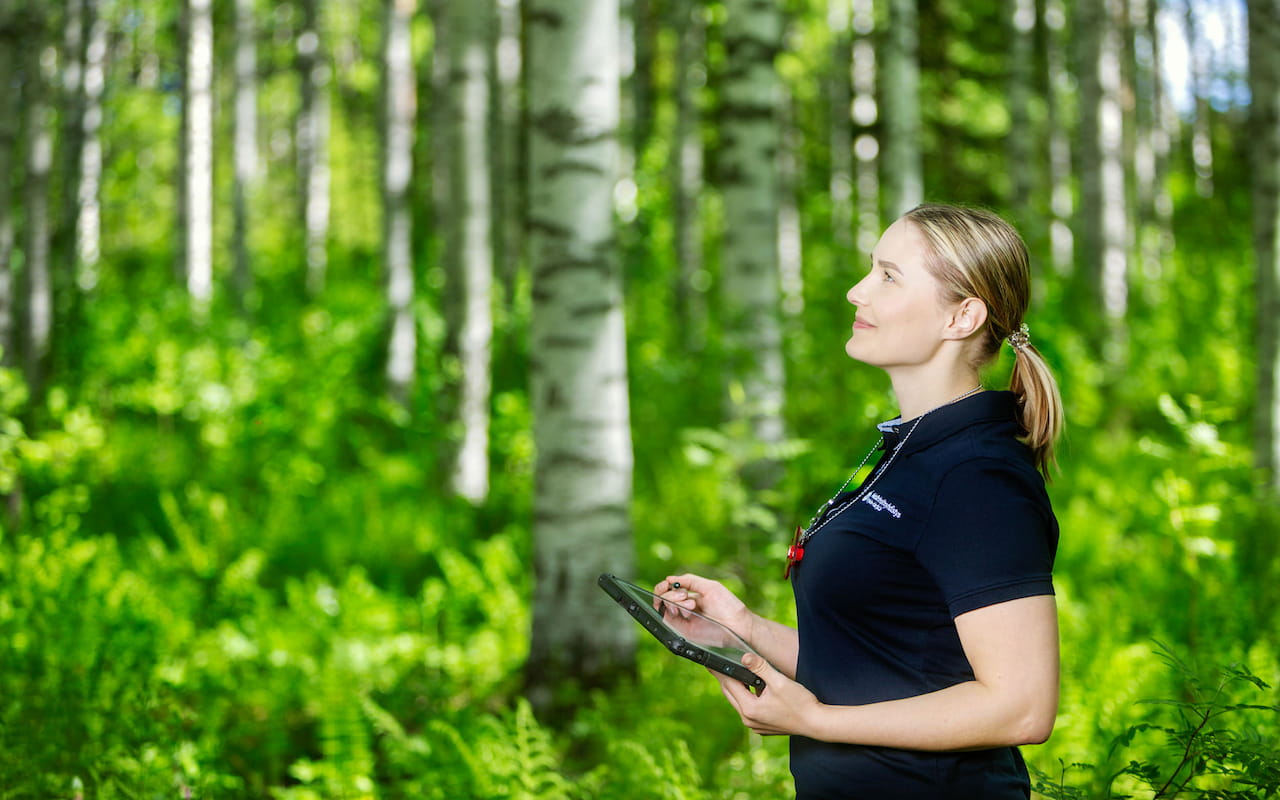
xmin=597 ymin=573 xmax=766 ymax=692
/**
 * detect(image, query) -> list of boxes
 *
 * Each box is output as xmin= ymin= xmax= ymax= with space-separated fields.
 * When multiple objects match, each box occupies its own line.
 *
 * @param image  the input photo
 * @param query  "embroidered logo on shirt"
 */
xmin=862 ymin=491 xmax=902 ymax=519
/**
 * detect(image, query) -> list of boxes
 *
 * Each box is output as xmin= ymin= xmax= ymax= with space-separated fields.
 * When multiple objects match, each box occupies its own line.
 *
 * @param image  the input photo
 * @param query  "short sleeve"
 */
xmin=916 ymin=458 xmax=1058 ymax=619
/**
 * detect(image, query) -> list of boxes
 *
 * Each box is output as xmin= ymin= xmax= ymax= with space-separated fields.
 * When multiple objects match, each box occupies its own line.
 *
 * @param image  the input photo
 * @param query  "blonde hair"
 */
xmin=902 ymin=203 xmax=1064 ymax=475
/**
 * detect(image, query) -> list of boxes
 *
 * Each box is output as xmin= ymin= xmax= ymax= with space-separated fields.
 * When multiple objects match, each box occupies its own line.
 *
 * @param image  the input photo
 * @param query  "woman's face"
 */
xmin=845 ymin=217 xmax=958 ymax=370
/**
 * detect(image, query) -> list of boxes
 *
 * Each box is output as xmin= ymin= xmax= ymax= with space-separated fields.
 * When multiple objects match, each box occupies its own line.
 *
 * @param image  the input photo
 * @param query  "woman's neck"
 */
xmin=890 ymin=370 xmax=983 ymax=422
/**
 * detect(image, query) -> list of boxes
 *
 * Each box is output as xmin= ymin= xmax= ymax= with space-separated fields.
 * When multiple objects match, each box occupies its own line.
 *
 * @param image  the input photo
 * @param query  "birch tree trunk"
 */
xmin=1076 ymin=0 xmax=1128 ymax=358
xmin=1044 ymin=0 xmax=1074 ymax=278
xmin=525 ymin=0 xmax=635 ymax=708
xmin=21 ymin=10 xmax=53 ymax=397
xmin=183 ymin=0 xmax=215 ymax=308
xmin=1007 ymin=0 xmax=1035 ymax=231
xmin=1185 ymin=1 xmax=1214 ymax=198
xmin=0 ymin=1 xmax=18 ymax=367
xmin=851 ymin=0 xmax=879 ymax=252
xmin=493 ymin=0 xmax=522 ymax=301
xmin=382 ymin=0 xmax=417 ymax=408
xmin=1249 ymin=0 xmax=1280 ymax=495
xmin=231 ymin=0 xmax=258 ymax=311
xmin=671 ymin=0 xmax=705 ymax=350
xmin=76 ymin=1 xmax=106 ymax=291
xmin=297 ymin=0 xmax=331 ymax=297
xmin=444 ymin=0 xmax=494 ymax=504
xmin=829 ymin=0 xmax=853 ymax=253
xmin=882 ymin=0 xmax=921 ymax=218
xmin=720 ymin=0 xmax=786 ymax=488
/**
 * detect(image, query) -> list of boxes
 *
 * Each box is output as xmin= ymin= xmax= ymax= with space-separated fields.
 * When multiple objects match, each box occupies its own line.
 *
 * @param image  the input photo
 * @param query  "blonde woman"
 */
xmin=658 ymin=204 xmax=1063 ymax=799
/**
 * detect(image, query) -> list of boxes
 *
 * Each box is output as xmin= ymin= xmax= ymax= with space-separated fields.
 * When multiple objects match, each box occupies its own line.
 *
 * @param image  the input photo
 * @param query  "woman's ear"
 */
xmin=944 ymin=297 xmax=989 ymax=340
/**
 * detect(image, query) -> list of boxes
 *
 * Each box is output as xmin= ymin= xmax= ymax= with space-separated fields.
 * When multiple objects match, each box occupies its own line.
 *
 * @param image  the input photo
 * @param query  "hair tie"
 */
xmin=1007 ymin=322 xmax=1031 ymax=352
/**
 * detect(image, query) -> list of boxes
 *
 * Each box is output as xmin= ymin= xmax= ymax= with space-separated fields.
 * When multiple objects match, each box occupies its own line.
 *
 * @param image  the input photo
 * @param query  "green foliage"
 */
xmin=1033 ymin=645 xmax=1280 ymax=799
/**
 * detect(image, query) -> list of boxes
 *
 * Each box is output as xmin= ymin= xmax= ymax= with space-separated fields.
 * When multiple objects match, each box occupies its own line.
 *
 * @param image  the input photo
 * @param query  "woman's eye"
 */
xmin=882 ymin=270 xmax=895 ymax=283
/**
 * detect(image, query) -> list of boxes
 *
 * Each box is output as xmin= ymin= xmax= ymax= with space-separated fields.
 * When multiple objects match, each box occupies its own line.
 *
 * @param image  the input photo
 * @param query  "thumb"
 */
xmin=742 ymin=653 xmax=771 ymax=674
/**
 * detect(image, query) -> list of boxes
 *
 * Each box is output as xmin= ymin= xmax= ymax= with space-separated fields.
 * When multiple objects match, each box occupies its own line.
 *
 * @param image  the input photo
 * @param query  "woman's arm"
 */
xmin=715 ymin=594 xmax=1059 ymax=750
xmin=657 ymin=574 xmax=801 ymax=679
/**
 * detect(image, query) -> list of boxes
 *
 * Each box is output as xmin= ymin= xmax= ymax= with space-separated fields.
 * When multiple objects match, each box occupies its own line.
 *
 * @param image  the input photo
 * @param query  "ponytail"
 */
xmin=1009 ymin=341 xmax=1064 ymax=477
xmin=901 ymin=203 xmax=1065 ymax=478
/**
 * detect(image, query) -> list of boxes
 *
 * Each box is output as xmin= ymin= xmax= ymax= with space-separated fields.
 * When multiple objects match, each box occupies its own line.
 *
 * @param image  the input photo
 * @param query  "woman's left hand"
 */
xmin=711 ymin=653 xmax=823 ymax=737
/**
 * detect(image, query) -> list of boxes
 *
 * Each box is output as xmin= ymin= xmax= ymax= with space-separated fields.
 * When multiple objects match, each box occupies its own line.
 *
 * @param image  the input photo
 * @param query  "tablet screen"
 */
xmin=599 ymin=574 xmax=760 ymax=663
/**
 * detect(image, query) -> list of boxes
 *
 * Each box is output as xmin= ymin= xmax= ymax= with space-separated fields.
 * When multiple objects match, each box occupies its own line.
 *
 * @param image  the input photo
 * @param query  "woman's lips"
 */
xmin=853 ymin=319 xmax=874 ymax=330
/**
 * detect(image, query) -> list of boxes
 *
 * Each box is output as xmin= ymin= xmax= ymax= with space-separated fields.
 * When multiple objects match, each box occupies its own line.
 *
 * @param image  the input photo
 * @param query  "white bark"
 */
xmin=184 ymin=0 xmax=214 ymax=307
xmin=298 ymin=0 xmax=331 ymax=296
xmin=23 ymin=33 xmax=54 ymax=393
xmin=1007 ymin=0 xmax=1035 ymax=226
xmin=1044 ymin=0 xmax=1074 ymax=277
xmin=720 ymin=0 xmax=786 ymax=478
xmin=526 ymin=0 xmax=635 ymax=700
xmin=1078 ymin=0 xmax=1129 ymax=347
xmin=383 ymin=0 xmax=416 ymax=407
xmin=882 ymin=0 xmax=921 ymax=217
xmin=851 ymin=0 xmax=878 ymax=253
xmin=232 ymin=0 xmax=258 ymax=308
xmin=76 ymin=1 xmax=106 ymax=289
xmin=829 ymin=0 xmax=853 ymax=251
xmin=671 ymin=0 xmax=705 ymax=348
xmin=1249 ymin=0 xmax=1280 ymax=491
xmin=0 ymin=2 xmax=18 ymax=366
xmin=444 ymin=0 xmax=494 ymax=503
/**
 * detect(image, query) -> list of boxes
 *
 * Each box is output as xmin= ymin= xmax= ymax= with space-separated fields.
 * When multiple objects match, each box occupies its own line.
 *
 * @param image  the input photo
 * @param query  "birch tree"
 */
xmin=298 ymin=0 xmax=331 ymax=297
xmin=851 ymin=0 xmax=878 ymax=252
xmin=828 ymin=0 xmax=853 ymax=253
xmin=0 ymin=0 xmax=18 ymax=367
xmin=1077 ymin=0 xmax=1128 ymax=357
xmin=382 ymin=0 xmax=416 ymax=408
xmin=882 ymin=0 xmax=921 ymax=218
xmin=231 ymin=0 xmax=258 ymax=310
xmin=76 ymin=0 xmax=106 ymax=290
xmin=183 ymin=0 xmax=214 ymax=307
xmin=671 ymin=0 xmax=706 ymax=349
xmin=1044 ymin=0 xmax=1074 ymax=277
xmin=719 ymin=0 xmax=786 ymax=487
xmin=1007 ymin=0 xmax=1036 ymax=231
xmin=1249 ymin=0 xmax=1280 ymax=494
xmin=443 ymin=0 xmax=495 ymax=503
xmin=525 ymin=0 xmax=635 ymax=706
xmin=21 ymin=8 xmax=53 ymax=396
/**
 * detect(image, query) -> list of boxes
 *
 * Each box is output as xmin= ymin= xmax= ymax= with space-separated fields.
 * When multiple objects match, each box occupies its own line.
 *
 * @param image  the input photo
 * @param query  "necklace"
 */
xmin=784 ymin=385 xmax=983 ymax=579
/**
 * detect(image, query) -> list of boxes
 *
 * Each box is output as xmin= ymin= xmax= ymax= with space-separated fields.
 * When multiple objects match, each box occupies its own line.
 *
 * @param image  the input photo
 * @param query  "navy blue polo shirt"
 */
xmin=790 ymin=391 xmax=1058 ymax=800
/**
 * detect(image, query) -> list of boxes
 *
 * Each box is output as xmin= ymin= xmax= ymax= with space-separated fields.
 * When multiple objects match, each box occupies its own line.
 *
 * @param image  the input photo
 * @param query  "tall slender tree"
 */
xmin=1043 ymin=0 xmax=1074 ymax=278
xmin=21 ymin=5 xmax=53 ymax=396
xmin=443 ymin=0 xmax=495 ymax=503
xmin=231 ymin=0 xmax=258 ymax=310
xmin=1007 ymin=0 xmax=1036 ymax=230
xmin=882 ymin=0 xmax=921 ymax=218
xmin=1249 ymin=0 xmax=1280 ymax=495
xmin=183 ymin=0 xmax=215 ymax=308
xmin=671 ymin=0 xmax=706 ymax=349
xmin=851 ymin=0 xmax=878 ymax=252
xmin=719 ymin=0 xmax=786 ymax=487
xmin=382 ymin=0 xmax=417 ymax=408
xmin=297 ymin=0 xmax=331 ymax=297
xmin=828 ymin=0 xmax=854 ymax=252
xmin=525 ymin=0 xmax=635 ymax=708
xmin=0 ymin=0 xmax=18 ymax=367
xmin=75 ymin=0 xmax=106 ymax=291
xmin=1077 ymin=0 xmax=1128 ymax=359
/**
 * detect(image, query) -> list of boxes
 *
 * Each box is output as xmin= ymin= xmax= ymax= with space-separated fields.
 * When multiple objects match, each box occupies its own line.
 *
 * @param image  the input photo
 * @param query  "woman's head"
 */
xmin=900 ymin=203 xmax=1064 ymax=474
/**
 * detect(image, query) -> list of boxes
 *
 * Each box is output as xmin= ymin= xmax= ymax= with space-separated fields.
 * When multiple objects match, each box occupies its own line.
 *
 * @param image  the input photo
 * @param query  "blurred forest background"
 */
xmin=1 ymin=0 xmax=1279 ymax=796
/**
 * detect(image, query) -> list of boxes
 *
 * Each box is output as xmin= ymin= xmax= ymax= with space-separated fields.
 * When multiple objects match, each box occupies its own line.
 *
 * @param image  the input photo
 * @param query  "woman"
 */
xmin=657 ymin=204 xmax=1063 ymax=799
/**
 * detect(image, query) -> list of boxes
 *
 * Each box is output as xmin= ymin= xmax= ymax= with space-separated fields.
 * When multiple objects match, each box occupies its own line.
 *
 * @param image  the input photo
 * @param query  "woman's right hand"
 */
xmin=653 ymin=573 xmax=754 ymax=643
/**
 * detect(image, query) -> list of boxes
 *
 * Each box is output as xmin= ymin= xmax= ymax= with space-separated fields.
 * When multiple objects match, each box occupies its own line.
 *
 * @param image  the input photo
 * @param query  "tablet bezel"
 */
xmin=597 ymin=573 xmax=766 ymax=692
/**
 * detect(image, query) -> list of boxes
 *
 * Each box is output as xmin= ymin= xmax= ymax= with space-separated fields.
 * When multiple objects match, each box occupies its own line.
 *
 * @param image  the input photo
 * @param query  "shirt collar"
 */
xmin=876 ymin=391 xmax=1019 ymax=454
